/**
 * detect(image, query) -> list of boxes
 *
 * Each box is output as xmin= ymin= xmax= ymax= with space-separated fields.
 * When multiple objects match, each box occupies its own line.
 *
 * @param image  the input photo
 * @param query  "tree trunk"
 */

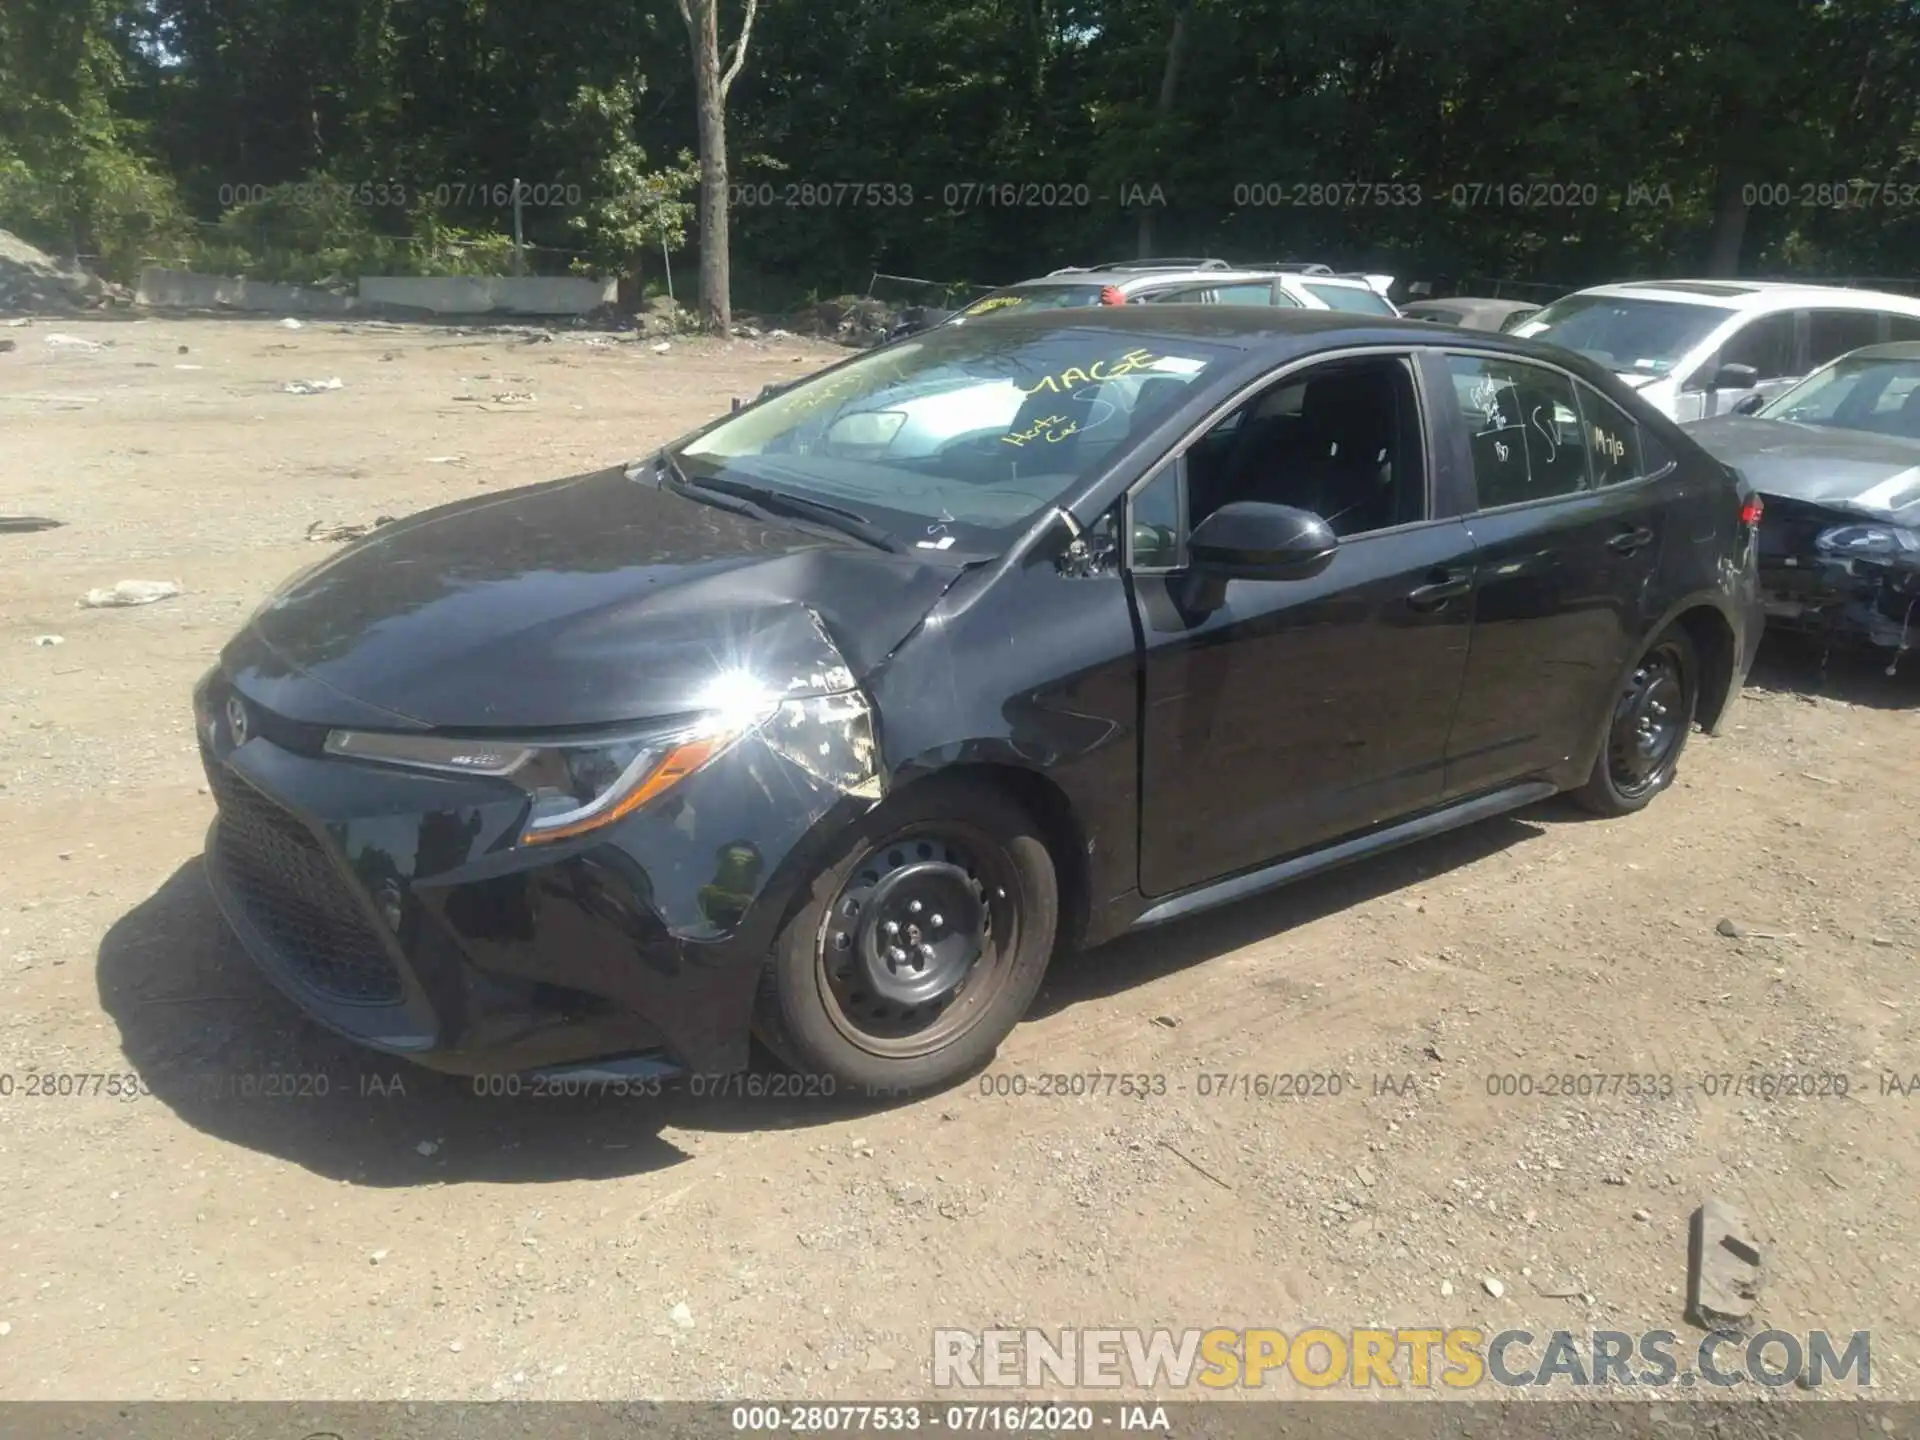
xmin=1705 ymin=163 xmax=1749 ymax=277
xmin=687 ymin=1 xmax=731 ymax=331
xmin=1138 ymin=1 xmax=1190 ymax=259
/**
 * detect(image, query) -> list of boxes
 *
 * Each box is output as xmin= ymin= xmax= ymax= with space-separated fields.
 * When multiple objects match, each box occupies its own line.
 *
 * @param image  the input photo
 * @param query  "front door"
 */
xmin=1130 ymin=353 xmax=1476 ymax=898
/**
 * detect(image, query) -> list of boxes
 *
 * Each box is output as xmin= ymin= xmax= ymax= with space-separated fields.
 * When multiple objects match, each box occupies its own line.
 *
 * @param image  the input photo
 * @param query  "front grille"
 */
xmin=208 ymin=765 xmax=405 ymax=1005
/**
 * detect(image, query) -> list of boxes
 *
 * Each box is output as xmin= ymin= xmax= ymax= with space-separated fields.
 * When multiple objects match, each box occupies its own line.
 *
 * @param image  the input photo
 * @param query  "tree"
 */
xmin=676 ymin=0 xmax=760 ymax=331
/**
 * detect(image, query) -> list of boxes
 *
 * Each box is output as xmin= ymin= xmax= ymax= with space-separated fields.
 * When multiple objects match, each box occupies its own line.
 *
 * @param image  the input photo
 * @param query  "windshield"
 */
xmin=1510 ymin=294 xmax=1735 ymax=376
xmin=678 ymin=325 xmax=1234 ymax=551
xmin=952 ymin=284 xmax=1108 ymax=321
xmin=1760 ymin=354 xmax=1920 ymax=439
xmin=1303 ymin=282 xmax=1395 ymax=316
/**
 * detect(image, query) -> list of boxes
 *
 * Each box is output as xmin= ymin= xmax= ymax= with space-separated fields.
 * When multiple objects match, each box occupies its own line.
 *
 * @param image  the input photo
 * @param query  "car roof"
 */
xmin=1405 ymin=297 xmax=1539 ymax=314
xmin=940 ymin=303 xmax=1586 ymax=363
xmin=1840 ymin=341 xmax=1920 ymax=363
xmin=1009 ymin=267 xmax=1280 ymax=289
xmin=1564 ymin=280 xmax=1920 ymax=312
xmin=1005 ymin=266 xmax=1388 ymax=292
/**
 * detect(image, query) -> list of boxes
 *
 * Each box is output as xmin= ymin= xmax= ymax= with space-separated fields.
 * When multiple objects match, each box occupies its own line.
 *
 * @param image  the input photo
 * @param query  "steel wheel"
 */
xmin=1606 ymin=638 xmax=1694 ymax=800
xmin=814 ymin=822 xmax=1022 ymax=1060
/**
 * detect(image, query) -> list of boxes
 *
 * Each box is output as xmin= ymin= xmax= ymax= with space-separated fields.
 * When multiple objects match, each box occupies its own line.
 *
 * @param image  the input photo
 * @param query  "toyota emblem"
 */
xmin=225 ymin=695 xmax=251 ymax=746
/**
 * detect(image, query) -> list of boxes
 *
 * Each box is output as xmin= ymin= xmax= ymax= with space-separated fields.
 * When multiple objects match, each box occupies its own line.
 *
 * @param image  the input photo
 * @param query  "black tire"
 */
xmin=752 ymin=776 xmax=1058 ymax=1094
xmin=1571 ymin=624 xmax=1699 ymax=817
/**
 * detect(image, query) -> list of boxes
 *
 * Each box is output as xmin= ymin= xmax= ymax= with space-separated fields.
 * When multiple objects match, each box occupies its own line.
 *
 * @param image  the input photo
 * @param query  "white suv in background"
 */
xmin=1510 ymin=280 xmax=1920 ymax=422
xmin=942 ymin=259 xmax=1401 ymax=326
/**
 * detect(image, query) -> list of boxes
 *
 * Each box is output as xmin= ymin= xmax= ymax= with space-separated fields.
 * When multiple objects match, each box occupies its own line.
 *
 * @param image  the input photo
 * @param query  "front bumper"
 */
xmin=1758 ymin=502 xmax=1920 ymax=651
xmin=193 ymin=670 xmax=877 ymax=1079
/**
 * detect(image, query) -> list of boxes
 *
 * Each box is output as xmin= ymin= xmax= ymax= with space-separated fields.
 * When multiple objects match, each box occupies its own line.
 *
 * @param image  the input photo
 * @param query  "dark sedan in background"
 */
xmin=196 ymin=307 xmax=1763 ymax=1095
xmin=1687 ymin=341 xmax=1920 ymax=658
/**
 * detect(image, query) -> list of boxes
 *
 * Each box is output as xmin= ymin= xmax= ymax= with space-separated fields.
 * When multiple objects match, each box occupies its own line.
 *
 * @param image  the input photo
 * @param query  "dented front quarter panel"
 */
xmin=861 ymin=521 xmax=1148 ymax=949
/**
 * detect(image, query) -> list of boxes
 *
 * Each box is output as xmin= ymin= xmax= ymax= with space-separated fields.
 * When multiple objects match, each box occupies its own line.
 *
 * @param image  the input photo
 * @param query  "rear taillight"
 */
xmin=1740 ymin=495 xmax=1765 ymax=528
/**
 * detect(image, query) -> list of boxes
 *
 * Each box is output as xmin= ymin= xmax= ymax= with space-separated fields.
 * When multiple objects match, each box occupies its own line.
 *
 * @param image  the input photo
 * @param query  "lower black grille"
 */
xmin=1757 ymin=498 xmax=1842 ymax=561
xmin=208 ymin=765 xmax=405 ymax=1005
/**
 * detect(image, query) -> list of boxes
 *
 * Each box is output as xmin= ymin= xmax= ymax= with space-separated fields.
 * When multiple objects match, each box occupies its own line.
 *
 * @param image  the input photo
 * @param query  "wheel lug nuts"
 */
xmin=888 ymin=946 xmax=906 ymax=964
xmin=930 ymin=913 xmax=943 ymax=928
xmin=920 ymin=944 xmax=936 ymax=961
xmin=883 ymin=920 xmax=899 ymax=936
xmin=908 ymin=900 xmax=923 ymax=914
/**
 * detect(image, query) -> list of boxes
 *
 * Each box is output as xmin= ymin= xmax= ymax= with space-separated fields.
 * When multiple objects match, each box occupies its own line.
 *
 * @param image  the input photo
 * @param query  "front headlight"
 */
xmin=324 ymin=711 xmax=761 ymax=846
xmin=1814 ymin=523 xmax=1920 ymax=561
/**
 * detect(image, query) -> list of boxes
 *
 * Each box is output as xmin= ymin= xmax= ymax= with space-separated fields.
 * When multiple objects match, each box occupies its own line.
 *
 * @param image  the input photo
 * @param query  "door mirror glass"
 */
xmin=1731 ymin=392 xmax=1766 ymax=416
xmin=1189 ymin=501 xmax=1337 ymax=579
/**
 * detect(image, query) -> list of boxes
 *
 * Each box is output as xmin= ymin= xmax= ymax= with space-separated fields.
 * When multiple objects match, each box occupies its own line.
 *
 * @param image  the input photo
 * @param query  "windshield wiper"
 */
xmin=664 ymin=462 xmax=909 ymax=554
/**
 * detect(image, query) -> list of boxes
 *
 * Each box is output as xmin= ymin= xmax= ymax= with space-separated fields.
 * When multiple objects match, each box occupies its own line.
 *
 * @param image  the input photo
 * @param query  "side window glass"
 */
xmin=1575 ymin=383 xmax=1644 ymax=487
xmin=1183 ymin=357 xmax=1425 ymax=536
xmin=1716 ymin=313 xmax=1797 ymax=381
xmin=1887 ymin=316 xmax=1920 ymax=343
xmin=1447 ymin=354 xmax=1591 ymax=507
xmin=1807 ymin=309 xmax=1884 ymax=368
xmin=1128 ymin=462 xmax=1183 ymax=570
xmin=1211 ymin=283 xmax=1277 ymax=307
xmin=1146 ymin=287 xmax=1212 ymax=305
xmin=1271 ymin=286 xmax=1303 ymax=309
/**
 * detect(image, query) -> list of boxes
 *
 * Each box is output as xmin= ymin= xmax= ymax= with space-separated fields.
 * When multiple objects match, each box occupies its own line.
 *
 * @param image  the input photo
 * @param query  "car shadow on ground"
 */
xmin=1031 ymin=814 xmax=1542 ymax=1019
xmin=1746 ymin=630 xmax=1920 ymax=710
xmin=97 ymin=858 xmax=908 ymax=1188
xmin=103 ymin=816 xmax=1543 ymax=1187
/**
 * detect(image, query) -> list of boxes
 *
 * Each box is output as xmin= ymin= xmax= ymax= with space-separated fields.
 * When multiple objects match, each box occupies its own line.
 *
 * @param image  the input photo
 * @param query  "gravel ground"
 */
xmin=2 ymin=314 xmax=1917 ymax=1402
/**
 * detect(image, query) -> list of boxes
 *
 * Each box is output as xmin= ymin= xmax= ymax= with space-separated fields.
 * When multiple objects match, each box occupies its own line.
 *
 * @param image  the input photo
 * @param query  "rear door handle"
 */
xmin=1407 ymin=569 xmax=1472 ymax=611
xmin=1608 ymin=525 xmax=1655 ymax=554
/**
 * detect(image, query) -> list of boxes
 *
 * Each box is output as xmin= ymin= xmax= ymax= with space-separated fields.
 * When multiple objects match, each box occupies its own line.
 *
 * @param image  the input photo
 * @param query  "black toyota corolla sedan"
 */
xmin=195 ymin=307 xmax=1763 ymax=1093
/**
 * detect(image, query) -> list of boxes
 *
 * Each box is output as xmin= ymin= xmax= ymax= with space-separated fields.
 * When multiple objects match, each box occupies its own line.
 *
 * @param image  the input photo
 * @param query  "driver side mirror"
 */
xmin=1180 ymin=501 xmax=1336 ymax=613
xmin=1190 ymin=501 xmax=1338 ymax=580
xmin=1731 ymin=392 xmax=1766 ymax=416
xmin=1710 ymin=362 xmax=1760 ymax=391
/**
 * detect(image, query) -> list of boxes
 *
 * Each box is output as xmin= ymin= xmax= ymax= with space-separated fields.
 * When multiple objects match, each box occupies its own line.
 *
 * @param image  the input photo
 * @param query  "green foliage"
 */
xmin=548 ymin=83 xmax=701 ymax=277
xmin=5 ymin=0 xmax=1920 ymax=298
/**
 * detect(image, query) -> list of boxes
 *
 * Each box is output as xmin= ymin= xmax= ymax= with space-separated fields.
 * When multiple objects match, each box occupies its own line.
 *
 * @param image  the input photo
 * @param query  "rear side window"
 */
xmin=1807 ymin=309 xmax=1883 ymax=368
xmin=1304 ymin=282 xmax=1395 ymax=315
xmin=1575 ymin=383 xmax=1659 ymax=486
xmin=1447 ymin=355 xmax=1591 ymax=507
xmin=1888 ymin=316 xmax=1920 ymax=343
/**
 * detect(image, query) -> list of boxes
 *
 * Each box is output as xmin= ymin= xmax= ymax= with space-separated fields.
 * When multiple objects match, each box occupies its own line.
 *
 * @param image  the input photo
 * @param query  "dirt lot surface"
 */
xmin=2 ymin=314 xmax=1918 ymax=1402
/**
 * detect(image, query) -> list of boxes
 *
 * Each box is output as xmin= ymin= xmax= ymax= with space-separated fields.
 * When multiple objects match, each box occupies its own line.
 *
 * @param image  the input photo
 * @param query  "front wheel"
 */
xmin=1571 ymin=625 xmax=1699 ymax=816
xmin=752 ymin=777 xmax=1059 ymax=1093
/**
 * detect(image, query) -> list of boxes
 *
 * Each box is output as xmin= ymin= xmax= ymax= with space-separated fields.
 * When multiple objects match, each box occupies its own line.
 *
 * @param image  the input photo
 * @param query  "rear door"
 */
xmin=1436 ymin=352 xmax=1677 ymax=796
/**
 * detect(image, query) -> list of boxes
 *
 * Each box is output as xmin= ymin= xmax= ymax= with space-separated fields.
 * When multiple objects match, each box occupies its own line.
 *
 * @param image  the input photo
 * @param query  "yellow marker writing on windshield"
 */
xmin=1024 ymin=349 xmax=1161 ymax=396
xmin=1003 ymin=414 xmax=1079 ymax=447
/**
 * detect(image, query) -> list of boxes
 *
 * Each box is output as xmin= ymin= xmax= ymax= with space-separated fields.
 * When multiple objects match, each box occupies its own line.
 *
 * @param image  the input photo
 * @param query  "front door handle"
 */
xmin=1608 ymin=525 xmax=1655 ymax=555
xmin=1407 ymin=569 xmax=1472 ymax=611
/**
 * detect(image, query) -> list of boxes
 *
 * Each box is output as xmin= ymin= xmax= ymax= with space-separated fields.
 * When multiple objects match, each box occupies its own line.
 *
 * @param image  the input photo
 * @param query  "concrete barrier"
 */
xmin=136 ymin=267 xmax=361 ymax=315
xmin=136 ymin=268 xmax=617 ymax=317
xmin=356 ymin=275 xmax=616 ymax=315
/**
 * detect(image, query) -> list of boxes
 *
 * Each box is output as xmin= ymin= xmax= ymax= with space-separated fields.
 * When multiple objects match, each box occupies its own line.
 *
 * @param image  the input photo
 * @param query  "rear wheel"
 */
xmin=1572 ymin=625 xmax=1699 ymax=816
xmin=753 ymin=777 xmax=1058 ymax=1093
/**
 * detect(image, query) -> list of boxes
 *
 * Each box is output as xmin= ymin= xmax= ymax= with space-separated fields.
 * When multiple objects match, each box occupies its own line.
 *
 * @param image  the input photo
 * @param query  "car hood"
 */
xmin=1684 ymin=416 xmax=1920 ymax=522
xmin=226 ymin=462 xmax=961 ymax=729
